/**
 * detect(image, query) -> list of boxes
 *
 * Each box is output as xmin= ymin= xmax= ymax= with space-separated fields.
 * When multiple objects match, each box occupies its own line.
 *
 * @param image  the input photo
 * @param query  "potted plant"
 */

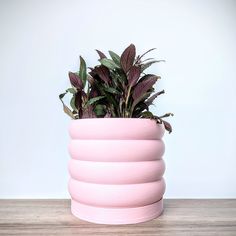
xmin=59 ymin=44 xmax=173 ymax=224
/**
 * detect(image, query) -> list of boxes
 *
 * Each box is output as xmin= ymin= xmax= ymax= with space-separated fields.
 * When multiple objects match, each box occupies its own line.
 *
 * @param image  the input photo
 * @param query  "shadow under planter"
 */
xmin=68 ymin=118 xmax=166 ymax=224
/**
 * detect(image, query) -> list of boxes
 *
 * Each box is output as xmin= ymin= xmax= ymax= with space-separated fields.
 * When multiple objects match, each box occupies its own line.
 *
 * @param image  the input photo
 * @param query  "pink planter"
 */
xmin=68 ymin=118 xmax=166 ymax=224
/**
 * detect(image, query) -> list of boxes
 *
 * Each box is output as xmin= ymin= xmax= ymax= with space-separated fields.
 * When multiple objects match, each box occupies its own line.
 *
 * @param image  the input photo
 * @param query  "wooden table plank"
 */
xmin=0 ymin=199 xmax=235 ymax=236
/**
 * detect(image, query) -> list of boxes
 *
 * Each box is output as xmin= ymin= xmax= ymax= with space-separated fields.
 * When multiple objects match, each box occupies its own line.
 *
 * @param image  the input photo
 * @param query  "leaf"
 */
xmin=95 ymin=65 xmax=110 ymax=83
xmin=132 ymin=76 xmax=158 ymax=102
xmin=68 ymin=72 xmax=83 ymax=89
xmin=86 ymin=96 xmax=105 ymax=106
xmin=94 ymin=104 xmax=106 ymax=117
xmin=141 ymin=60 xmax=165 ymax=72
xmin=103 ymin=92 xmax=119 ymax=112
xmin=108 ymin=51 xmax=120 ymax=65
xmin=75 ymin=92 xmax=82 ymax=118
xmin=145 ymin=90 xmax=165 ymax=106
xmin=139 ymin=74 xmax=160 ymax=83
xmin=159 ymin=113 xmax=174 ymax=118
xmin=79 ymin=56 xmax=87 ymax=88
xmin=112 ymin=68 xmax=127 ymax=85
xmin=120 ymin=44 xmax=136 ymax=73
xmin=132 ymin=102 xmax=149 ymax=117
xmin=140 ymin=111 xmax=154 ymax=118
xmin=82 ymin=106 xmax=96 ymax=118
xmin=59 ymin=91 xmax=75 ymax=119
xmin=59 ymin=92 xmax=66 ymax=100
xmin=137 ymin=48 xmax=156 ymax=62
xmin=162 ymin=120 xmax=172 ymax=133
xmin=96 ymin=49 xmax=107 ymax=59
xmin=70 ymin=95 xmax=77 ymax=111
xmin=103 ymin=87 xmax=121 ymax=95
xmin=81 ymin=91 xmax=87 ymax=100
xmin=100 ymin=58 xmax=120 ymax=70
xmin=139 ymin=58 xmax=155 ymax=63
xmin=66 ymin=88 xmax=77 ymax=94
xmin=127 ymin=66 xmax=141 ymax=87
xmin=89 ymin=87 xmax=99 ymax=98
xmin=131 ymin=90 xmax=154 ymax=116
xmin=63 ymin=104 xmax=75 ymax=119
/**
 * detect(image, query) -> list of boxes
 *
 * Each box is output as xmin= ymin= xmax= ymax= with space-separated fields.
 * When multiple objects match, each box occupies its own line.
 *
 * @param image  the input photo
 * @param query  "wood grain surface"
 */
xmin=0 ymin=199 xmax=235 ymax=235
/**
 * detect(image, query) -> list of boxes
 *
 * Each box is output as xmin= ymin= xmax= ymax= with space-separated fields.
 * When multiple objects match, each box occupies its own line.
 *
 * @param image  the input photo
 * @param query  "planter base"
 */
xmin=71 ymin=199 xmax=163 ymax=225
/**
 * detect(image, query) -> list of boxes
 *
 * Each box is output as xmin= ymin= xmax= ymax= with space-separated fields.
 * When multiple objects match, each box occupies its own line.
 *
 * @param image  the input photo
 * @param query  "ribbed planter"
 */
xmin=68 ymin=118 xmax=166 ymax=224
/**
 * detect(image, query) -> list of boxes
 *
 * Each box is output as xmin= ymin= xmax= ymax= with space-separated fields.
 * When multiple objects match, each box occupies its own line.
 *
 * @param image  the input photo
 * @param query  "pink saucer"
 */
xmin=71 ymin=198 xmax=164 ymax=225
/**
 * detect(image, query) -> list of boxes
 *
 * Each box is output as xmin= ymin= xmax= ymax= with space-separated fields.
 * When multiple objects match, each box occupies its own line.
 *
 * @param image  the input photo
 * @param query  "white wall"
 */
xmin=0 ymin=0 xmax=236 ymax=199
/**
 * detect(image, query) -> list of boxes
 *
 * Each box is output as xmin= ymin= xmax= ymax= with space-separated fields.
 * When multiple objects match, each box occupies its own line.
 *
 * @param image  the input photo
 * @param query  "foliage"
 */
xmin=59 ymin=44 xmax=173 ymax=133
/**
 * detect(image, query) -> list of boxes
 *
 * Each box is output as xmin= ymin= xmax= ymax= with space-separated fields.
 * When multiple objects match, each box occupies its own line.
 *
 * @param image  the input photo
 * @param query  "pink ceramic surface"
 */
xmin=68 ymin=118 xmax=166 ymax=224
xmin=69 ymin=159 xmax=165 ymax=184
xmin=69 ymin=118 xmax=165 ymax=140
xmin=69 ymin=178 xmax=165 ymax=207
xmin=68 ymin=140 xmax=165 ymax=162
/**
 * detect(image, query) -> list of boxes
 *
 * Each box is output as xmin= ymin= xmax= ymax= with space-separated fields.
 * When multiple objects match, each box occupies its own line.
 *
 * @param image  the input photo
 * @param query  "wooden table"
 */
xmin=0 ymin=199 xmax=235 ymax=235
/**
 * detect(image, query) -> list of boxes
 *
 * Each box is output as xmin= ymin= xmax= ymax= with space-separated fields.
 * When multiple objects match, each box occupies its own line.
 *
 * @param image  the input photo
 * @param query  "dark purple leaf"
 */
xmin=87 ymin=76 xmax=95 ymax=85
xmin=120 ymin=44 xmax=136 ymax=73
xmin=132 ymin=76 xmax=158 ymax=102
xmin=96 ymin=50 xmax=107 ymax=59
xmin=89 ymin=87 xmax=99 ymax=98
xmin=75 ymin=92 xmax=82 ymax=118
xmin=81 ymin=91 xmax=87 ymax=100
xmin=138 ymin=74 xmax=160 ymax=83
xmin=82 ymin=105 xmax=96 ymax=118
xmin=94 ymin=66 xmax=110 ymax=83
xmin=127 ymin=66 xmax=141 ymax=87
xmin=88 ymin=68 xmax=96 ymax=77
xmin=162 ymin=120 xmax=172 ymax=133
xmin=68 ymin=72 xmax=83 ymax=90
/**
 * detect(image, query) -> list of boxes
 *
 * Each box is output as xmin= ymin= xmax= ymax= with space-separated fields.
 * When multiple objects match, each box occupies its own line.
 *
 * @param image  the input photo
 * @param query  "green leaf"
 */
xmin=159 ymin=113 xmax=174 ymax=119
xmin=140 ymin=111 xmax=154 ymax=118
xmin=66 ymin=88 xmax=77 ymax=94
xmin=108 ymin=51 xmax=121 ymax=66
xmin=86 ymin=96 xmax=105 ymax=106
xmin=100 ymin=58 xmax=120 ymax=70
xmin=79 ymin=56 xmax=87 ymax=87
xmin=94 ymin=104 xmax=106 ymax=117
xmin=59 ymin=92 xmax=67 ymax=100
xmin=103 ymin=87 xmax=121 ymax=95
xmin=70 ymin=95 xmax=77 ymax=111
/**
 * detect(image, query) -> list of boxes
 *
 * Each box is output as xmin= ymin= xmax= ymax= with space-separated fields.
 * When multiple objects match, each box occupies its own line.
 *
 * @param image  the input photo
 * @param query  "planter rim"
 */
xmin=69 ymin=118 xmax=165 ymax=128
xmin=70 ymin=117 xmax=161 ymax=121
xmin=71 ymin=117 xmax=158 ymax=120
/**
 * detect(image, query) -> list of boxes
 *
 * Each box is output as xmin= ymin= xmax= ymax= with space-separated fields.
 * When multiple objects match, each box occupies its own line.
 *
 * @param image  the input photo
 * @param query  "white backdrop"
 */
xmin=0 ymin=0 xmax=236 ymax=198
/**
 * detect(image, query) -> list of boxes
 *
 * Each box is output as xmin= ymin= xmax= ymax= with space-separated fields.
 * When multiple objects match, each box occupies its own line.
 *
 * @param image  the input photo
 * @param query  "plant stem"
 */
xmin=124 ymin=86 xmax=131 ymax=117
